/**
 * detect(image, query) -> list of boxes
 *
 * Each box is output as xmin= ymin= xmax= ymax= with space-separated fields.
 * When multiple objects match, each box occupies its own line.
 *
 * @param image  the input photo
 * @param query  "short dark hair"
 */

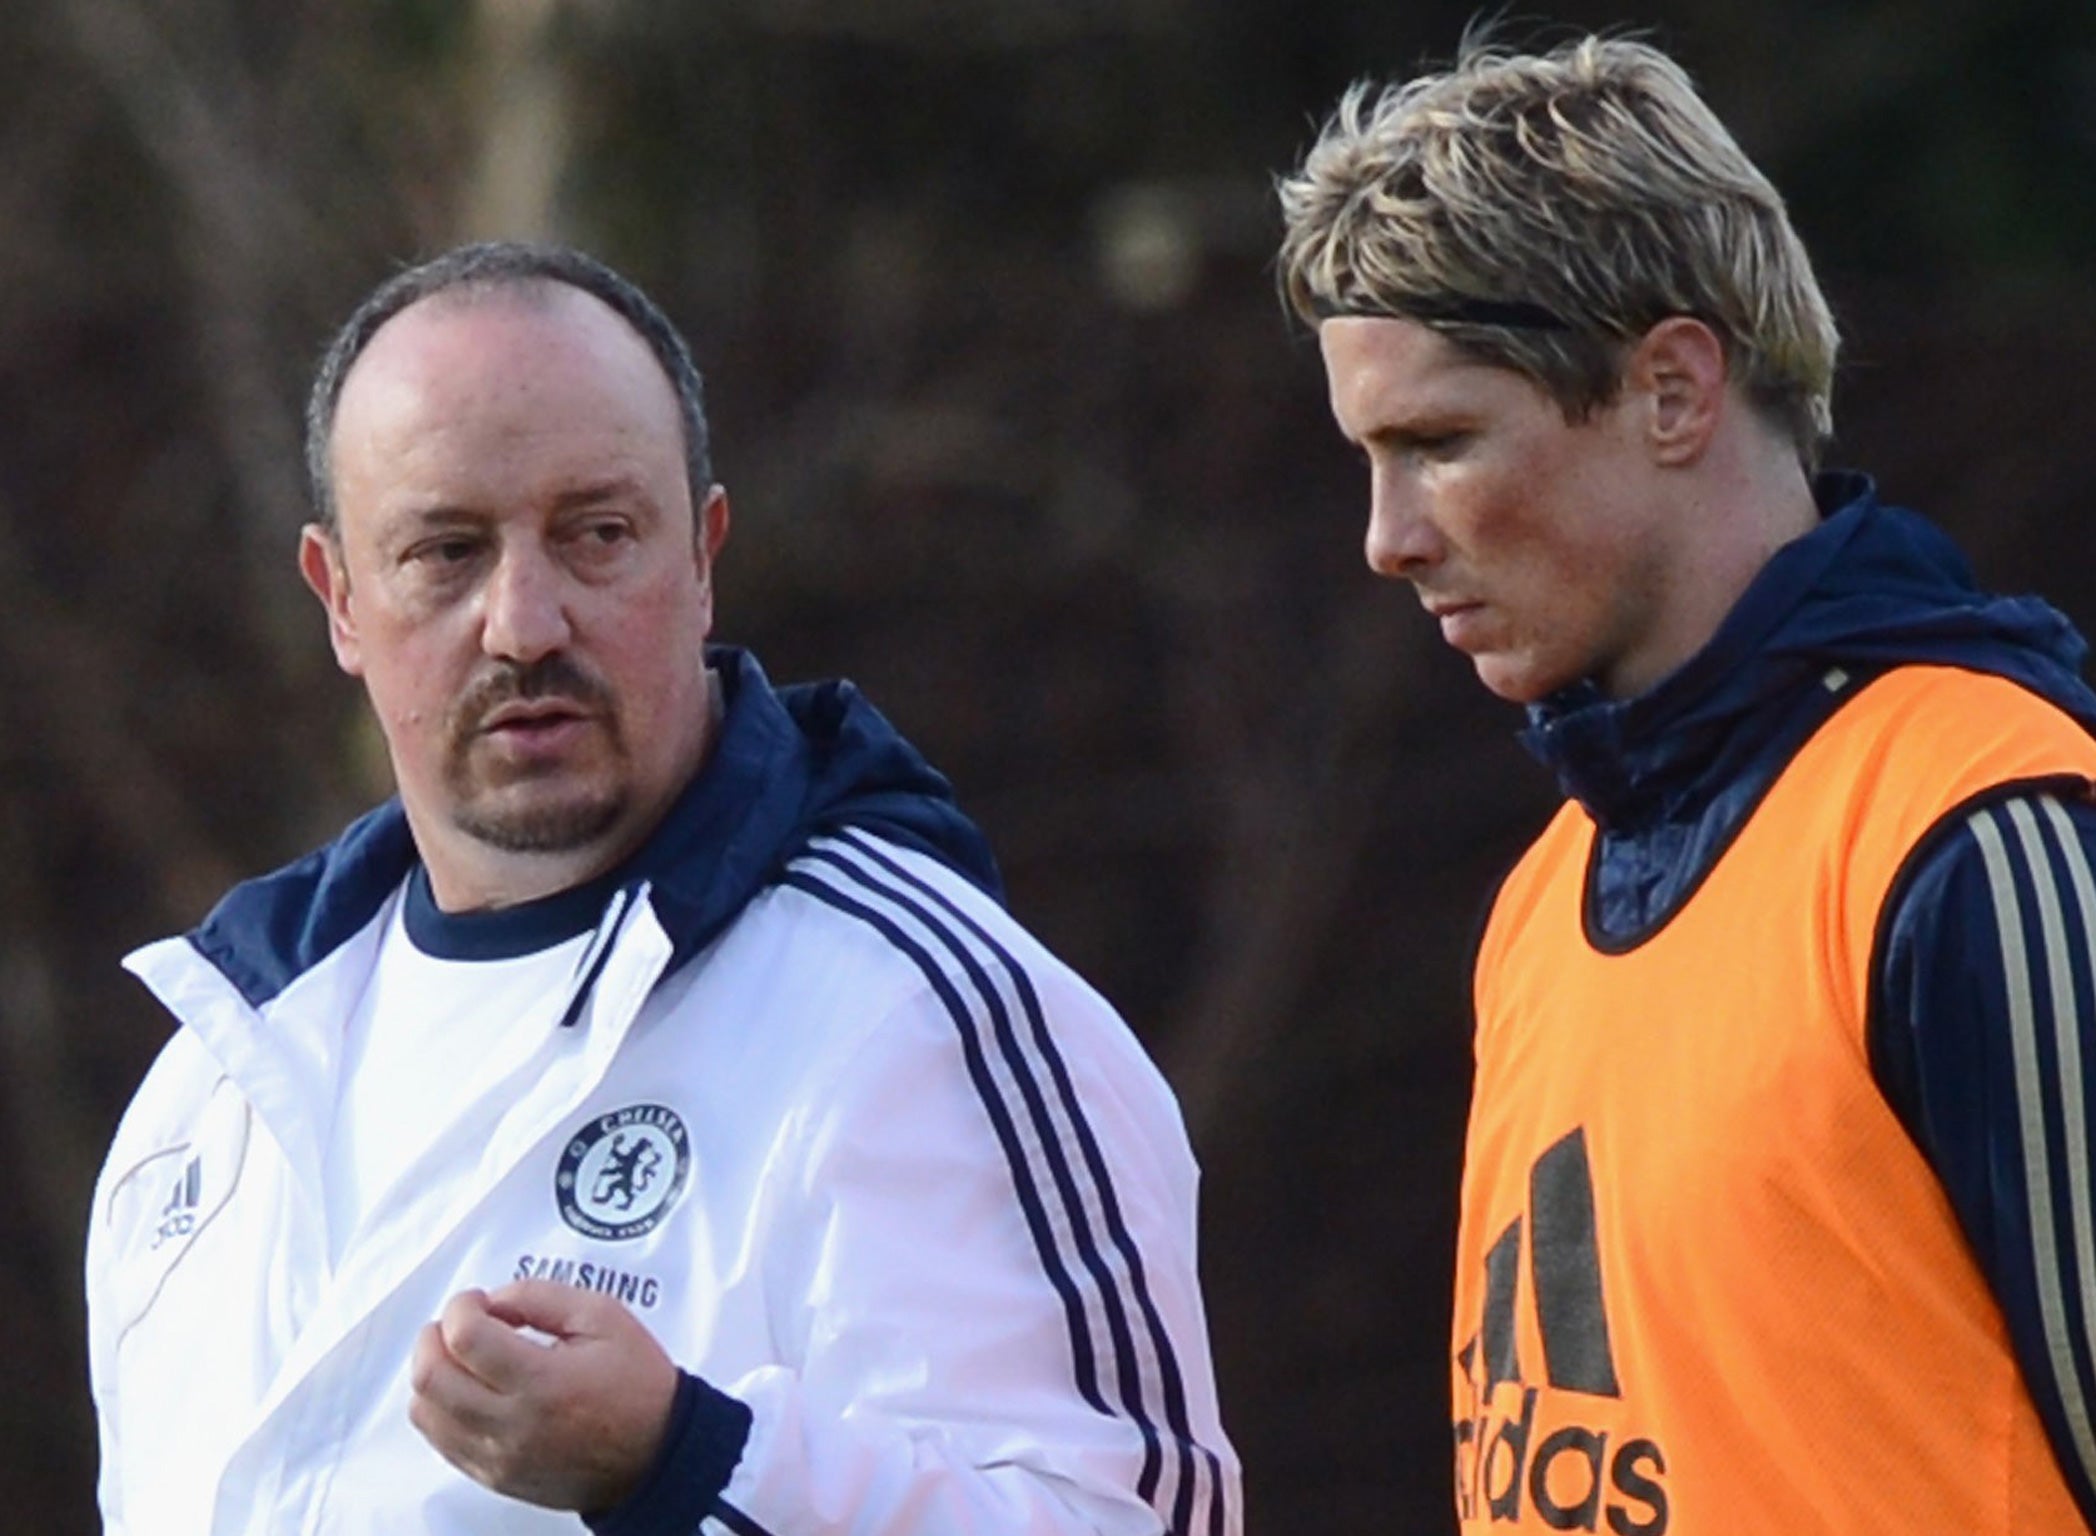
xmin=303 ymin=241 xmax=713 ymax=529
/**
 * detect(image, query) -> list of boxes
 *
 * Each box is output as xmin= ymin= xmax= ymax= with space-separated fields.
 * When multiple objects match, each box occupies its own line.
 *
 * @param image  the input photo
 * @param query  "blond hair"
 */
xmin=1277 ymin=37 xmax=1838 ymax=464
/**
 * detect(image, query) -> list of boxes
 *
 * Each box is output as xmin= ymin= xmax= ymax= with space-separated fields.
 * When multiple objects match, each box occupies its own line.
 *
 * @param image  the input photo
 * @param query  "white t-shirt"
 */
xmin=322 ymin=876 xmax=596 ymax=1269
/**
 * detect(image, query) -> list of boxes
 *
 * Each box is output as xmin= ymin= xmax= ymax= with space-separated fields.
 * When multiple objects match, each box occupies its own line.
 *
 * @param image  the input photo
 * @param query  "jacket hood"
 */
xmin=1522 ymin=472 xmax=2096 ymax=829
xmin=189 ymin=646 xmax=1001 ymax=1008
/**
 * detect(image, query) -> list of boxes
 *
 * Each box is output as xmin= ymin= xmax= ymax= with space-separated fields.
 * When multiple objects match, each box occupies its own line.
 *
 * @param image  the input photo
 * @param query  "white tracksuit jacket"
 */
xmin=86 ymin=655 xmax=1239 ymax=1536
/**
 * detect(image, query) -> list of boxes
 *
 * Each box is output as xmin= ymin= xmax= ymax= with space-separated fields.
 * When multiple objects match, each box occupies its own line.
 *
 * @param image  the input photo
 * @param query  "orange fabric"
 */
xmin=1455 ymin=666 xmax=2096 ymax=1533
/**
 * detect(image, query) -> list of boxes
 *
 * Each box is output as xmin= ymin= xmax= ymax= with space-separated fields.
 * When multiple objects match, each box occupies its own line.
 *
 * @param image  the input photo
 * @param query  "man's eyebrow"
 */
xmin=550 ymin=476 xmax=653 ymax=511
xmin=1362 ymin=408 xmax=1474 ymax=449
xmin=389 ymin=502 xmax=485 ymax=530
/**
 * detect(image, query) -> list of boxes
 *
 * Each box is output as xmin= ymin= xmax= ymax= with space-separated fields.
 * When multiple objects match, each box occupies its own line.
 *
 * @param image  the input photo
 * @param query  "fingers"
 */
xmin=434 ymin=1288 xmax=547 ymax=1394
xmin=408 ymin=1320 xmax=505 ymax=1459
xmin=411 ymin=1306 xmax=560 ymax=1497
xmin=408 ymin=1285 xmax=681 ymax=1512
xmin=481 ymin=1277 xmax=629 ymax=1342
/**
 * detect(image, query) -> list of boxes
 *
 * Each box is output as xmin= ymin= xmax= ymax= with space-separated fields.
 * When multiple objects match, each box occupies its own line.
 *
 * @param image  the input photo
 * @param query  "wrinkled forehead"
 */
xmin=327 ymin=288 xmax=690 ymax=519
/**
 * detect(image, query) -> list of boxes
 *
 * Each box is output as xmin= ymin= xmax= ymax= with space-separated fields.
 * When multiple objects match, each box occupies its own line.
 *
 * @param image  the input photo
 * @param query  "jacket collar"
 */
xmin=187 ymin=646 xmax=999 ymax=1007
xmin=1521 ymin=472 xmax=2096 ymax=829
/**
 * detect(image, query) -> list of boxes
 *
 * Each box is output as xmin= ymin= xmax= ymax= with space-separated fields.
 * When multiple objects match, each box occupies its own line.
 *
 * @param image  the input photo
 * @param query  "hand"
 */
xmin=409 ymin=1279 xmax=680 ymax=1513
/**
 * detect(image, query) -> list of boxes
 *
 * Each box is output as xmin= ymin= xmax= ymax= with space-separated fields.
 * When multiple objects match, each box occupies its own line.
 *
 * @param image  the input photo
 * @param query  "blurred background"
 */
xmin=6 ymin=0 xmax=2095 ymax=1528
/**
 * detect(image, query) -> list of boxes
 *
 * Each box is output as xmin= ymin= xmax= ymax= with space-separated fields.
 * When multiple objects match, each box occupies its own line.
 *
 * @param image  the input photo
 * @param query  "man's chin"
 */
xmin=449 ymin=788 xmax=628 ymax=857
xmin=1472 ymin=655 xmax=1554 ymax=706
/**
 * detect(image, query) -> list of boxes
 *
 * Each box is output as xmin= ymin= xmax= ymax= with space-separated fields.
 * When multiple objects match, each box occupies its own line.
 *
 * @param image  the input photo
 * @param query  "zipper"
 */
xmin=559 ymin=879 xmax=650 ymax=1030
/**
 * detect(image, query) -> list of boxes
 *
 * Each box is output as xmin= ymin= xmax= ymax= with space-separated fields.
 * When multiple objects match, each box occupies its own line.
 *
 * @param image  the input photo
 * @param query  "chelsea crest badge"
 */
xmin=555 ymin=1103 xmax=692 ymax=1240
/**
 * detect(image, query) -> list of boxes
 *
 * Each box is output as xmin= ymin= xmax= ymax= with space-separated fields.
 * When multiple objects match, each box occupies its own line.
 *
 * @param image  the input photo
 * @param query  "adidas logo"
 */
xmin=1453 ymin=1127 xmax=1669 ymax=1533
xmin=150 ymin=1157 xmax=201 ymax=1250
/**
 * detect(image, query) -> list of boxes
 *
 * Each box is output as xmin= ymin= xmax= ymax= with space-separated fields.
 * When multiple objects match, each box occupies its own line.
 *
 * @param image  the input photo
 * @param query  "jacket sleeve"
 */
xmin=85 ymin=1162 xmax=129 ymax=1536
xmin=1873 ymin=783 xmax=2096 ymax=1524
xmin=593 ymin=844 xmax=1240 ymax=1536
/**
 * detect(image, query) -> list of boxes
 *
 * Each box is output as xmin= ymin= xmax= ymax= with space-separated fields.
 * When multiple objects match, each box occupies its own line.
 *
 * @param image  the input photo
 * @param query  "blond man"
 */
xmin=1282 ymin=36 xmax=2096 ymax=1532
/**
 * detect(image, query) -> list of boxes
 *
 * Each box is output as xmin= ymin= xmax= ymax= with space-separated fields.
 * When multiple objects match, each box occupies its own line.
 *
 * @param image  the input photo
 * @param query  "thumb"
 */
xmin=481 ymin=1277 xmax=617 ymax=1341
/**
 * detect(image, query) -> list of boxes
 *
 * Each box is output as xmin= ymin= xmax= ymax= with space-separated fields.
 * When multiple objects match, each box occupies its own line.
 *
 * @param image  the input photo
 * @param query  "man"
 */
xmin=85 ymin=242 xmax=1239 ymax=1536
xmin=1280 ymin=35 xmax=2096 ymax=1533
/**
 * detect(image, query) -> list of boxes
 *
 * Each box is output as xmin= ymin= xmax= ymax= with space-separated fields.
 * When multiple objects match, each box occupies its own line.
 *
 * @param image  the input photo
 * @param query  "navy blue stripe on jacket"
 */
xmin=785 ymin=831 xmax=1227 ymax=1536
xmin=709 ymin=1496 xmax=773 ymax=1536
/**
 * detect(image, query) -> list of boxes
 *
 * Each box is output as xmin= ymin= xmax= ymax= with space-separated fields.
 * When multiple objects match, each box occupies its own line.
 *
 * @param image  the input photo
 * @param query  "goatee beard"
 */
xmin=441 ymin=652 xmax=627 ymax=853
xmin=451 ymin=787 xmax=627 ymax=853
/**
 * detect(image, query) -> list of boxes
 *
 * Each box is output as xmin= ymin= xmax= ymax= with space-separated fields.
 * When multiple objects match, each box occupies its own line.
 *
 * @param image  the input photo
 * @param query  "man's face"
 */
xmin=302 ymin=285 xmax=726 ymax=894
xmin=1320 ymin=316 xmax=1685 ymax=704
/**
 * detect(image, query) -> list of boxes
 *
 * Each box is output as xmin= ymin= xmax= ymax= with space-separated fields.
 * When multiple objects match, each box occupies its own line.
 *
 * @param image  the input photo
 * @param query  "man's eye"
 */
xmin=570 ymin=519 xmax=636 ymax=551
xmin=416 ymin=538 xmax=479 ymax=565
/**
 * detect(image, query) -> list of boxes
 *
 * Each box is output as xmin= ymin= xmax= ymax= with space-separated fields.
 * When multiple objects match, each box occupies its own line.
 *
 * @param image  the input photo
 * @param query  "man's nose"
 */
xmin=1363 ymin=469 xmax=1440 ymax=579
xmin=479 ymin=545 xmax=573 ymax=663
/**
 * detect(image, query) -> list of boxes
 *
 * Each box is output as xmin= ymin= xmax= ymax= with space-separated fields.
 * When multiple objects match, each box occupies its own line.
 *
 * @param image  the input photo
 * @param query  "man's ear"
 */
xmin=697 ymin=484 xmax=731 ymax=569
xmin=298 ymin=524 xmax=364 ymax=677
xmin=1627 ymin=315 xmax=1727 ymax=467
xmin=690 ymin=484 xmax=733 ymax=638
